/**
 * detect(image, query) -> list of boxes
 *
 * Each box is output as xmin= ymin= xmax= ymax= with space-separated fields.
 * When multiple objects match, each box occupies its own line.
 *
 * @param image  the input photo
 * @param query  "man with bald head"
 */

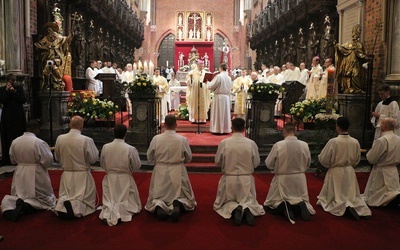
xmin=363 ymin=118 xmax=400 ymax=207
xmin=54 ymin=116 xmax=99 ymax=219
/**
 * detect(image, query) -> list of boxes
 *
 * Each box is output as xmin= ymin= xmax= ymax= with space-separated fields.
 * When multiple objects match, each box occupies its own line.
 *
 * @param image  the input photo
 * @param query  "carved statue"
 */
xmin=95 ymin=28 xmax=104 ymax=59
xmin=281 ymin=37 xmax=288 ymax=64
xmin=71 ymin=13 xmax=85 ymax=71
xmin=34 ymin=22 xmax=73 ymax=90
xmin=320 ymin=15 xmax=336 ymax=60
xmin=0 ymin=60 xmax=4 ymax=76
xmin=287 ymin=34 xmax=296 ymax=64
xmin=86 ymin=20 xmax=96 ymax=59
xmin=297 ymin=27 xmax=307 ymax=64
xmin=273 ymin=40 xmax=280 ymax=64
xmin=307 ymin=22 xmax=319 ymax=64
xmin=335 ymin=24 xmax=366 ymax=94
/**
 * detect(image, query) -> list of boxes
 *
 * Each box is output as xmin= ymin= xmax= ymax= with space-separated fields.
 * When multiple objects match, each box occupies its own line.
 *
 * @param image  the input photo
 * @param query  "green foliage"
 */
xmin=248 ymin=82 xmax=284 ymax=101
xmin=124 ymin=72 xmax=156 ymax=98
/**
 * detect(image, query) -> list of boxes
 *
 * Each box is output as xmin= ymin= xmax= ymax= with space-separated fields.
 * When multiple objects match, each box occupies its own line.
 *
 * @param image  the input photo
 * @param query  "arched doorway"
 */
xmin=213 ymin=33 xmax=225 ymax=71
xmin=158 ymin=33 xmax=175 ymax=68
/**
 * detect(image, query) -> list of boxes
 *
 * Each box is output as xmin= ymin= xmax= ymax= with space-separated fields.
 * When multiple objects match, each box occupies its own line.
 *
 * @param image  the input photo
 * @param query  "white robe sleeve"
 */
xmin=85 ymin=138 xmax=99 ymax=164
xmin=36 ymin=140 xmax=54 ymax=169
xmin=265 ymin=144 xmax=278 ymax=170
xmin=147 ymin=137 xmax=156 ymax=164
xmin=366 ymin=138 xmax=387 ymax=165
xmin=215 ymin=142 xmax=224 ymax=168
xmin=252 ymin=142 xmax=260 ymax=168
xmin=183 ymin=137 xmax=192 ymax=163
xmin=129 ymin=146 xmax=141 ymax=172
xmin=318 ymin=139 xmax=334 ymax=168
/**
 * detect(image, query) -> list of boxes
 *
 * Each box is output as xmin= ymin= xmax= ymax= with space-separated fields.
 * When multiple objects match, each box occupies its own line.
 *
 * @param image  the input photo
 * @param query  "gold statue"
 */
xmin=335 ymin=24 xmax=366 ymax=94
xmin=35 ymin=22 xmax=73 ymax=90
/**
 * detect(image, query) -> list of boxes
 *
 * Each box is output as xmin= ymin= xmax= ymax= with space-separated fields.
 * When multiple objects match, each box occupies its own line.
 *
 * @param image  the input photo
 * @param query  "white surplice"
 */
xmin=145 ymin=130 xmax=196 ymax=214
xmin=153 ymin=75 xmax=169 ymax=122
xmin=317 ymin=135 xmax=371 ymax=216
xmin=1 ymin=132 xmax=55 ymax=212
xmin=305 ymin=64 xmax=323 ymax=100
xmin=363 ymin=131 xmax=400 ymax=206
xmin=169 ymin=79 xmax=181 ymax=110
xmin=54 ymin=129 xmax=99 ymax=217
xmin=186 ymin=69 xmax=211 ymax=122
xmin=99 ymin=139 xmax=142 ymax=226
xmin=264 ymin=136 xmax=316 ymax=214
xmin=371 ymin=98 xmax=400 ymax=141
xmin=208 ymin=71 xmax=232 ymax=133
xmin=213 ymin=133 xmax=265 ymax=219
xmin=85 ymin=67 xmax=99 ymax=95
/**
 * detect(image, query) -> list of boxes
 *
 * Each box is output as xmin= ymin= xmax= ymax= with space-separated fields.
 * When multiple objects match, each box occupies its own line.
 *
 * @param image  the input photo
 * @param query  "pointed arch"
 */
xmin=155 ymin=31 xmax=176 ymax=67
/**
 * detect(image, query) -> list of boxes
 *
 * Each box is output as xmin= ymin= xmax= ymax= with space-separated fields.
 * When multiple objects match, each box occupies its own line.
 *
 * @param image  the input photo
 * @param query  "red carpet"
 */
xmin=1 ymin=171 xmax=398 ymax=249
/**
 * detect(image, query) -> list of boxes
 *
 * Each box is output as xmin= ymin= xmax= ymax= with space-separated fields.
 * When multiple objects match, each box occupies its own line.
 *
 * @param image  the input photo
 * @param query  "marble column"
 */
xmin=4 ymin=0 xmax=24 ymax=73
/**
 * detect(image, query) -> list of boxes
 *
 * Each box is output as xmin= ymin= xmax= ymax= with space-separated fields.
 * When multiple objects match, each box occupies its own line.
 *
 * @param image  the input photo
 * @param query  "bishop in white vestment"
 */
xmin=1 ymin=121 xmax=56 ymax=221
xmin=153 ymin=69 xmax=169 ymax=123
xmin=186 ymin=60 xmax=211 ymax=123
xmin=305 ymin=57 xmax=323 ymax=100
xmin=363 ymin=118 xmax=400 ymax=207
xmin=145 ymin=115 xmax=196 ymax=222
xmin=213 ymin=118 xmax=265 ymax=226
xmin=317 ymin=117 xmax=371 ymax=220
xmin=54 ymin=116 xmax=99 ymax=219
xmin=264 ymin=123 xmax=316 ymax=223
xmin=99 ymin=125 xmax=142 ymax=226
xmin=208 ymin=63 xmax=232 ymax=134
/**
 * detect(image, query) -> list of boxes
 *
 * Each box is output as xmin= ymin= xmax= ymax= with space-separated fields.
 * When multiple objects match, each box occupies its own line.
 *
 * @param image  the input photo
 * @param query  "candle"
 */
xmin=166 ymin=60 xmax=169 ymax=67
xmin=133 ymin=62 xmax=137 ymax=75
xmin=138 ymin=60 xmax=143 ymax=71
xmin=326 ymin=67 xmax=336 ymax=114
xmin=149 ymin=60 xmax=154 ymax=77
xmin=144 ymin=60 xmax=148 ymax=74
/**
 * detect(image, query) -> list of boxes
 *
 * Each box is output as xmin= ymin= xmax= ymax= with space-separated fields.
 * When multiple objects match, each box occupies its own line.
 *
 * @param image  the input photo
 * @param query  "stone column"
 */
xmin=4 ymin=0 xmax=24 ymax=73
xmin=0 ymin=0 xmax=5 ymax=62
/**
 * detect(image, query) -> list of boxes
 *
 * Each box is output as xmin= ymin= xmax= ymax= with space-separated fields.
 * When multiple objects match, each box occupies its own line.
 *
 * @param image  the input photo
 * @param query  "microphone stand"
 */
xmin=47 ymin=66 xmax=54 ymax=147
xmin=196 ymin=78 xmax=202 ymax=135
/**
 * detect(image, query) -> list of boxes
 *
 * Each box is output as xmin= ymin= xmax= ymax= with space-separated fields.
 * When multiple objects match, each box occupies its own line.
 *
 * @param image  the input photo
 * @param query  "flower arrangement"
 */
xmin=175 ymin=104 xmax=189 ymax=120
xmin=314 ymin=113 xmax=342 ymax=130
xmin=248 ymin=82 xmax=284 ymax=101
xmin=68 ymin=91 xmax=117 ymax=123
xmin=290 ymin=98 xmax=328 ymax=123
xmin=124 ymin=71 xmax=156 ymax=99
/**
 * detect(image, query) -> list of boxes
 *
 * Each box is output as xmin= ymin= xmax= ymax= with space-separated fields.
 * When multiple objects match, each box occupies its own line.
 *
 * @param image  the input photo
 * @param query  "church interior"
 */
xmin=0 ymin=0 xmax=400 ymax=248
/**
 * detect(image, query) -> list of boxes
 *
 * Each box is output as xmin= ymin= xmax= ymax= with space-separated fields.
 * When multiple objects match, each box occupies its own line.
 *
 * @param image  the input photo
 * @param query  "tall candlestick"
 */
xmin=138 ymin=60 xmax=143 ymax=71
xmin=326 ymin=67 xmax=336 ymax=114
xmin=133 ymin=62 xmax=137 ymax=75
xmin=166 ymin=60 xmax=169 ymax=67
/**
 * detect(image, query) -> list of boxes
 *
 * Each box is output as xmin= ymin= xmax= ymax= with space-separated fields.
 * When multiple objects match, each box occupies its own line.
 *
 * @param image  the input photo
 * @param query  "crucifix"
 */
xmin=189 ymin=13 xmax=201 ymax=38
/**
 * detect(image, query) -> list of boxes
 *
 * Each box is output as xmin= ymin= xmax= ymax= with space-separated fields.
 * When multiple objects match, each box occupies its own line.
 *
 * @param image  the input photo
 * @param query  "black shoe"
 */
xmin=64 ymin=200 xmax=75 ymax=219
xmin=244 ymin=208 xmax=255 ymax=226
xmin=171 ymin=200 xmax=182 ymax=222
xmin=155 ymin=206 xmax=167 ymax=221
xmin=346 ymin=207 xmax=360 ymax=221
xmin=22 ymin=202 xmax=37 ymax=215
xmin=232 ymin=205 xmax=243 ymax=226
xmin=298 ymin=201 xmax=311 ymax=221
xmin=3 ymin=198 xmax=24 ymax=222
xmin=101 ymin=219 xmax=108 ymax=226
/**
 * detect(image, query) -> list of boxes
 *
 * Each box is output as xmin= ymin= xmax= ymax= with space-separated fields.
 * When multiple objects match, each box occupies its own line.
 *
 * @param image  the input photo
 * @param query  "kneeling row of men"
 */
xmin=2 ymin=115 xmax=400 ymax=226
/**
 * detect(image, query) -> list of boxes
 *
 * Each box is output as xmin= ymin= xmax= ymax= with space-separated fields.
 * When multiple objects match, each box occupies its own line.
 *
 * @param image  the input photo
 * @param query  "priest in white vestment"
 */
xmin=305 ymin=57 xmax=323 ymax=100
xmin=145 ymin=115 xmax=196 ymax=222
xmin=213 ymin=118 xmax=265 ymax=226
xmin=319 ymin=58 xmax=335 ymax=99
xmin=86 ymin=60 xmax=99 ymax=96
xmin=153 ymin=68 xmax=169 ymax=122
xmin=121 ymin=63 xmax=134 ymax=83
xmin=1 ymin=120 xmax=56 ymax=221
xmin=317 ymin=117 xmax=371 ymax=220
xmin=169 ymin=73 xmax=181 ymax=111
xmin=267 ymin=67 xmax=285 ymax=116
xmin=363 ymin=118 xmax=400 ymax=207
xmin=298 ymin=63 xmax=309 ymax=86
xmin=285 ymin=63 xmax=301 ymax=82
xmin=232 ymin=70 xmax=251 ymax=119
xmin=186 ymin=60 xmax=211 ymax=123
xmin=371 ymin=84 xmax=400 ymax=141
xmin=99 ymin=124 xmax=142 ymax=226
xmin=208 ymin=63 xmax=232 ymax=134
xmin=264 ymin=123 xmax=316 ymax=223
xmin=54 ymin=116 xmax=99 ymax=219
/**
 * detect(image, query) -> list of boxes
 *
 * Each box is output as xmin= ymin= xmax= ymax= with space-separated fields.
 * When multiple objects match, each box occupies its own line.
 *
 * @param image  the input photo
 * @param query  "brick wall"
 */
xmin=363 ymin=0 xmax=386 ymax=94
xmin=141 ymin=0 xmax=248 ymax=69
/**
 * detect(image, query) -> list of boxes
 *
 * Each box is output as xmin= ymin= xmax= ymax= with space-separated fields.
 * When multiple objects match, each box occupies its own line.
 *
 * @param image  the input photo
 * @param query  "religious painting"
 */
xmin=187 ymin=12 xmax=203 ymax=40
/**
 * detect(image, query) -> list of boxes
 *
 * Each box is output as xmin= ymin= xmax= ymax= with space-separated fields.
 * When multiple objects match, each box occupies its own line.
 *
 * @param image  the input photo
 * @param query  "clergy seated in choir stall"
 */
xmin=208 ymin=63 xmax=232 ymax=134
xmin=363 ymin=118 xmax=400 ymax=207
xmin=232 ymin=69 xmax=251 ymax=119
xmin=86 ymin=60 xmax=100 ymax=96
xmin=1 ymin=120 xmax=56 ymax=222
xmin=371 ymin=84 xmax=400 ymax=141
xmin=145 ymin=115 xmax=196 ymax=222
xmin=264 ymin=123 xmax=316 ymax=223
xmin=99 ymin=125 xmax=142 ymax=226
xmin=186 ymin=60 xmax=211 ymax=123
xmin=305 ymin=56 xmax=324 ymax=100
xmin=317 ymin=117 xmax=372 ymax=221
xmin=213 ymin=118 xmax=265 ymax=226
xmin=153 ymin=68 xmax=169 ymax=123
xmin=267 ymin=66 xmax=285 ymax=116
xmin=54 ymin=116 xmax=99 ymax=219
